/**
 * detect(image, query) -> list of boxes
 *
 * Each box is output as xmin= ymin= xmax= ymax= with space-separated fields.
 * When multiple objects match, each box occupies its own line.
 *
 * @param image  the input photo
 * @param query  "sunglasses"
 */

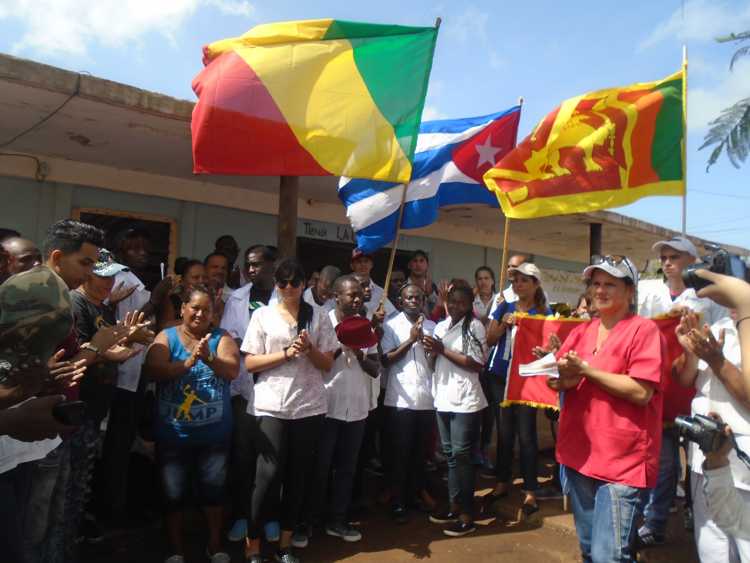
xmin=590 ymin=255 xmax=637 ymax=281
xmin=277 ymin=278 xmax=303 ymax=289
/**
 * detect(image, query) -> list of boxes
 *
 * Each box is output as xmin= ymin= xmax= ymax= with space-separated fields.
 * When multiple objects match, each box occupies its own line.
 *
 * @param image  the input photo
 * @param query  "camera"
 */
xmin=682 ymin=247 xmax=748 ymax=291
xmin=675 ymin=414 xmax=727 ymax=453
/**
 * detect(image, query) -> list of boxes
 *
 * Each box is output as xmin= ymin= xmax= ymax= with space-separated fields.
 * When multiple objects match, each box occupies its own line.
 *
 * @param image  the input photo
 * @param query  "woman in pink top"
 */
xmin=548 ymin=256 xmax=665 ymax=562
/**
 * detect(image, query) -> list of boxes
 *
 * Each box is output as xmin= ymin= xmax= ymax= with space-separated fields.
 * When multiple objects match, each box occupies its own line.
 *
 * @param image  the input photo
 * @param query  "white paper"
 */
xmin=519 ymin=353 xmax=559 ymax=379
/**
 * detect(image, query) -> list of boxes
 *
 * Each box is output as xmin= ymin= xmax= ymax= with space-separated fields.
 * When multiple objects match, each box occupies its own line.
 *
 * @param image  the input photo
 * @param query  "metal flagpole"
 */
xmin=379 ymin=16 xmax=442 ymax=309
xmin=681 ymin=45 xmax=688 ymax=236
xmin=497 ymin=96 xmax=523 ymax=292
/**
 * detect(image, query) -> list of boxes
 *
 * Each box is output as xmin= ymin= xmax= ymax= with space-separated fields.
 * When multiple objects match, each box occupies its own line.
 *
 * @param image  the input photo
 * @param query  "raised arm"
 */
xmin=145 ymin=330 xmax=193 ymax=382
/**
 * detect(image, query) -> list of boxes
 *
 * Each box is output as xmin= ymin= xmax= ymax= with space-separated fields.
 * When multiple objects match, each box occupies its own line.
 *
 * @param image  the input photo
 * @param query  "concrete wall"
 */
xmin=1 ymin=175 xmax=587 ymax=297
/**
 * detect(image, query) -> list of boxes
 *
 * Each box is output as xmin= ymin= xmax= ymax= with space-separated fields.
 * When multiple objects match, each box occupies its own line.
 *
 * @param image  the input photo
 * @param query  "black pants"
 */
xmin=353 ymin=391 xmax=388 ymax=503
xmin=388 ymin=408 xmax=434 ymax=508
xmin=228 ymin=396 xmax=258 ymax=520
xmin=0 ymin=462 xmax=32 ymax=563
xmin=479 ymin=371 xmax=503 ymax=455
xmin=496 ymin=404 xmax=539 ymax=491
xmin=307 ymin=418 xmax=366 ymax=525
xmin=248 ymin=415 xmax=323 ymax=538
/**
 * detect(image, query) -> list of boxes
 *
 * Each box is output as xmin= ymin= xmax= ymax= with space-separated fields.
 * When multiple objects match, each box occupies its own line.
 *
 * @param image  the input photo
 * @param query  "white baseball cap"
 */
xmin=651 ymin=236 xmax=699 ymax=259
xmin=509 ymin=262 xmax=542 ymax=281
xmin=583 ymin=255 xmax=639 ymax=285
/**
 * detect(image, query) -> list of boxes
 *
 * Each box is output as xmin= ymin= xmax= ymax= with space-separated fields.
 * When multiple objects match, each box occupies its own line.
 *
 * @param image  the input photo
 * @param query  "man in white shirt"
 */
xmin=381 ymin=283 xmax=437 ymax=523
xmin=673 ymin=312 xmax=750 ymax=561
xmin=351 ymin=248 xmax=395 ymax=317
xmin=637 ymin=235 xmax=729 ymax=547
xmin=303 ymin=265 xmax=339 ymax=314
xmin=220 ymin=244 xmax=278 ymax=542
xmin=305 ymin=275 xmax=379 ymax=542
xmin=406 ymin=250 xmax=438 ymax=317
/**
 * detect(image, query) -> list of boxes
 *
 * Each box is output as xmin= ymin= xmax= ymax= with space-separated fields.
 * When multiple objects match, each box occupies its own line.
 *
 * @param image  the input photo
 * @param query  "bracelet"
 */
xmin=283 ymin=346 xmax=291 ymax=362
xmin=737 ymin=316 xmax=750 ymax=330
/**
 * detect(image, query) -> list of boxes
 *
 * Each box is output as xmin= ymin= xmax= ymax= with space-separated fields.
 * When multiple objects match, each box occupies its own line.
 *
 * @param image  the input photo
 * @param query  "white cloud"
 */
xmin=444 ymin=6 xmax=489 ymax=43
xmin=422 ymin=105 xmax=447 ymax=121
xmin=640 ymin=0 xmax=750 ymax=50
xmin=0 ymin=0 xmax=254 ymax=58
xmin=689 ymin=59 xmax=750 ymax=133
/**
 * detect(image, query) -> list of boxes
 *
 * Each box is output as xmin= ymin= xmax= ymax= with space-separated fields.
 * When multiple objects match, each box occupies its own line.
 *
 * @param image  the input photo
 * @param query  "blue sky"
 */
xmin=1 ymin=0 xmax=749 ymax=249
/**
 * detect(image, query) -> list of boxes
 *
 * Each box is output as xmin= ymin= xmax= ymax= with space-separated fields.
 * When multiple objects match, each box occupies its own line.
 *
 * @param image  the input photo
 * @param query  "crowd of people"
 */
xmin=1 ymin=219 xmax=750 ymax=563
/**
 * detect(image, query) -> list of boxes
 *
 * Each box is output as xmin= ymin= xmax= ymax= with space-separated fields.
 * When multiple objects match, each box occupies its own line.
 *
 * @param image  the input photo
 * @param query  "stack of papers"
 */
xmin=518 ymin=353 xmax=559 ymax=379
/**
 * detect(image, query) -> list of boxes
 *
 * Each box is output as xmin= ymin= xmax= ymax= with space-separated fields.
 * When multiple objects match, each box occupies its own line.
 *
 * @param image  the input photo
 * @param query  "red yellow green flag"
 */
xmin=483 ymin=71 xmax=685 ymax=219
xmin=192 ymin=19 xmax=438 ymax=183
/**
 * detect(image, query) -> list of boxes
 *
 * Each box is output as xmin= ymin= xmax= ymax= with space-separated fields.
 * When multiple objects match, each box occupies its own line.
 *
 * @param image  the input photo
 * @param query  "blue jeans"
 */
xmin=436 ymin=411 xmax=480 ymax=516
xmin=640 ymin=428 xmax=679 ymax=537
xmin=566 ymin=467 xmax=642 ymax=562
xmin=157 ymin=441 xmax=229 ymax=510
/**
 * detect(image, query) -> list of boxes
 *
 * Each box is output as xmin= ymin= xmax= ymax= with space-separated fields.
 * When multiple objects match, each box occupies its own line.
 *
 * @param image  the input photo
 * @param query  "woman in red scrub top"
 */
xmin=548 ymin=255 xmax=665 ymax=563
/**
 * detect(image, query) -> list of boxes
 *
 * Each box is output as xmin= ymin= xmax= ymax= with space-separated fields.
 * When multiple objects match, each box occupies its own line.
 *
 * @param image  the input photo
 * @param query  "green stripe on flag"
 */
xmin=651 ymin=78 xmax=684 ymax=181
xmin=323 ymin=20 xmax=432 ymax=40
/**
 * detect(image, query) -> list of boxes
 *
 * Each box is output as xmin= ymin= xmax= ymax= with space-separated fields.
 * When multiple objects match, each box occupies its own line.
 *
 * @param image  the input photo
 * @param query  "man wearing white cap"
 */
xmin=637 ymin=236 xmax=729 ymax=548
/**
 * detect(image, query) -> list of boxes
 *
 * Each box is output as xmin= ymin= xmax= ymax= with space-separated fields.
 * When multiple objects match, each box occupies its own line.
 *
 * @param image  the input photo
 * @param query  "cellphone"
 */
xmin=52 ymin=400 xmax=87 ymax=426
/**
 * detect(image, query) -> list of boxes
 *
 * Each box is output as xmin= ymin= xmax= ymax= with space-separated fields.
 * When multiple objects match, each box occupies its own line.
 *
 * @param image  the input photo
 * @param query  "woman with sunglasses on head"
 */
xmin=484 ymin=263 xmax=555 ymax=517
xmin=547 ymin=256 xmax=666 ymax=563
xmin=241 ymin=258 xmax=337 ymax=563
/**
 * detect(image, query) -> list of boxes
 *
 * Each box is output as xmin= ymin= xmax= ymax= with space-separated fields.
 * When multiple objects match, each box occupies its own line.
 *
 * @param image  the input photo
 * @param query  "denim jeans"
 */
xmin=157 ymin=441 xmax=229 ymax=510
xmin=566 ymin=467 xmax=642 ymax=563
xmin=24 ymin=440 xmax=71 ymax=563
xmin=388 ymin=408 xmax=434 ymax=509
xmin=436 ymin=411 xmax=480 ymax=516
xmin=640 ymin=428 xmax=679 ymax=537
xmin=307 ymin=417 xmax=366 ymax=524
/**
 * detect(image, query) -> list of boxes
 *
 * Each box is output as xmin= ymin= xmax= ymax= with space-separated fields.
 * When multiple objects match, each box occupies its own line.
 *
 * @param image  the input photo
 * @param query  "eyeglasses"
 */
xmin=277 ymin=278 xmax=303 ymax=289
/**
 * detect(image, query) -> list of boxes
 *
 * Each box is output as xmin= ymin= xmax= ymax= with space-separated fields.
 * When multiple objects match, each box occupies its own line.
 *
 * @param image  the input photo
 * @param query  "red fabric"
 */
xmin=653 ymin=316 xmax=695 ymax=423
xmin=191 ymin=51 xmax=330 ymax=176
xmin=504 ymin=316 xmax=585 ymax=408
xmin=555 ymin=315 xmax=666 ymax=488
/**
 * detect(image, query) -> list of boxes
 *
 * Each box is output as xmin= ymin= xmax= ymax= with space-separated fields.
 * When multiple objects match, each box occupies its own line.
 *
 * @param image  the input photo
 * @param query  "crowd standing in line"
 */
xmin=2 ymin=219 xmax=750 ymax=563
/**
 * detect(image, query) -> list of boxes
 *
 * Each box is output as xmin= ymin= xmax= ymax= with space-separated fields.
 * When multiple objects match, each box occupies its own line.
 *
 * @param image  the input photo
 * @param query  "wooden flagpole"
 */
xmin=497 ymin=96 xmax=523 ymax=293
xmin=380 ymin=16 xmax=442 ymax=309
xmin=681 ymin=45 xmax=688 ymax=236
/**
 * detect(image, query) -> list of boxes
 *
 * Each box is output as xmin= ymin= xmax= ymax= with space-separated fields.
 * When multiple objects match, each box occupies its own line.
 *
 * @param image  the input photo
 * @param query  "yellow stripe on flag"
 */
xmin=233 ymin=40 xmax=412 ymax=182
xmin=205 ymin=19 xmax=335 ymax=58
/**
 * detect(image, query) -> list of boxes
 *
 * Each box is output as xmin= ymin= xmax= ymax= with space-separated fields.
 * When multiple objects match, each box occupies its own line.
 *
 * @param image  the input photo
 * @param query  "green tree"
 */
xmin=700 ymin=31 xmax=750 ymax=170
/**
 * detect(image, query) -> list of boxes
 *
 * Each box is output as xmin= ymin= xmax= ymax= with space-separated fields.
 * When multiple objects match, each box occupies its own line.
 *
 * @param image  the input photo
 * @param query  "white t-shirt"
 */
xmin=241 ymin=304 xmax=338 ymax=420
xmin=365 ymin=282 xmax=397 ymax=319
xmin=324 ymin=309 xmax=377 ymax=422
xmin=689 ymin=317 xmax=750 ymax=491
xmin=0 ymin=397 xmax=62 ymax=474
xmin=488 ymin=287 xmax=517 ymax=318
xmin=381 ymin=312 xmax=436 ymax=411
xmin=432 ymin=317 xmax=488 ymax=413
xmin=303 ymin=287 xmax=334 ymax=315
xmin=638 ymin=279 xmax=729 ymax=325
xmin=113 ymin=270 xmax=150 ymax=392
xmin=220 ymin=283 xmax=278 ymax=400
xmin=473 ymin=294 xmax=495 ymax=321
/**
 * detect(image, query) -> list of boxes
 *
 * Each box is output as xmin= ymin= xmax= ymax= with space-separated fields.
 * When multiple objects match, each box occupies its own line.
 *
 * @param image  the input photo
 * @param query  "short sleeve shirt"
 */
xmin=555 ymin=315 xmax=665 ymax=488
xmin=241 ymin=304 xmax=338 ymax=419
xmin=381 ymin=312 xmax=436 ymax=410
xmin=324 ymin=309 xmax=377 ymax=422
xmin=432 ymin=317 xmax=488 ymax=413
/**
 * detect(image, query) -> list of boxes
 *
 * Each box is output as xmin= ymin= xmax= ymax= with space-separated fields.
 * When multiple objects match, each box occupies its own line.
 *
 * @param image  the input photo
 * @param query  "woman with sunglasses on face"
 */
xmin=484 ymin=263 xmax=555 ymax=517
xmin=241 ymin=258 xmax=337 ymax=563
xmin=548 ymin=256 xmax=666 ymax=563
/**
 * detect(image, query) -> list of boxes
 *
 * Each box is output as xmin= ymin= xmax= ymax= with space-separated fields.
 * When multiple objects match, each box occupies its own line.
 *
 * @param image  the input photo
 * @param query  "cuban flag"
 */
xmin=338 ymin=106 xmax=521 ymax=253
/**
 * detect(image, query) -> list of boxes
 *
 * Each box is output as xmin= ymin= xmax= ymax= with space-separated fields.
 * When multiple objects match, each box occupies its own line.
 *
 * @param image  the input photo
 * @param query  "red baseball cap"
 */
xmin=351 ymin=248 xmax=373 ymax=262
xmin=335 ymin=315 xmax=379 ymax=349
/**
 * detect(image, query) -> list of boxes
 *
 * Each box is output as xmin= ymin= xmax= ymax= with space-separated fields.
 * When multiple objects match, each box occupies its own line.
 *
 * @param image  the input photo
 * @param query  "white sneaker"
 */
xmin=165 ymin=556 xmax=185 ymax=563
xmin=208 ymin=552 xmax=231 ymax=563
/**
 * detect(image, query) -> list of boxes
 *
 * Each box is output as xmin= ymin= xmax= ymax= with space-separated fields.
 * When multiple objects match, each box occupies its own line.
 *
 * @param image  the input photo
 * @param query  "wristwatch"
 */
xmin=80 ymin=342 xmax=100 ymax=356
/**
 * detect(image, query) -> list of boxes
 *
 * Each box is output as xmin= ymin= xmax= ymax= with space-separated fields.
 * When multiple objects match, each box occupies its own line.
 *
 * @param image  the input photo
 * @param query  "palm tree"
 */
xmin=700 ymin=31 xmax=750 ymax=170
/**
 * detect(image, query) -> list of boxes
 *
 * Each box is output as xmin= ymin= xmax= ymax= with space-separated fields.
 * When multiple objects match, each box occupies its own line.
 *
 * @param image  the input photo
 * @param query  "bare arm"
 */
xmin=204 ymin=334 xmax=240 ymax=381
xmin=423 ymin=335 xmax=483 ymax=373
xmin=145 ymin=331 xmax=192 ymax=382
xmin=486 ymin=317 xmax=510 ymax=347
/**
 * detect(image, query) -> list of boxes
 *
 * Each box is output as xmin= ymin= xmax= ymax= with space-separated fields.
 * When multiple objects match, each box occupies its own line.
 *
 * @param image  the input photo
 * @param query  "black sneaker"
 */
xmin=325 ymin=522 xmax=362 ymax=542
xmin=274 ymin=548 xmax=300 ymax=563
xmin=391 ymin=505 xmax=409 ymax=525
xmin=78 ymin=514 xmax=104 ymax=544
xmin=443 ymin=520 xmax=476 ymax=537
xmin=429 ymin=510 xmax=459 ymax=524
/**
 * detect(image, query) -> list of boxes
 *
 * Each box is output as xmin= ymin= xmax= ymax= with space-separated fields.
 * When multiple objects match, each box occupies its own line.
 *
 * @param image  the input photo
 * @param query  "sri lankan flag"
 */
xmin=191 ymin=19 xmax=438 ymax=183
xmin=484 ymin=71 xmax=685 ymax=219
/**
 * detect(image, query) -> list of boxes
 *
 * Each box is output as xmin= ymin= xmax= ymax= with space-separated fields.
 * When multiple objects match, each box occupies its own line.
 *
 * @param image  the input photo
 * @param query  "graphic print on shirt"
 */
xmin=159 ymin=368 xmax=225 ymax=427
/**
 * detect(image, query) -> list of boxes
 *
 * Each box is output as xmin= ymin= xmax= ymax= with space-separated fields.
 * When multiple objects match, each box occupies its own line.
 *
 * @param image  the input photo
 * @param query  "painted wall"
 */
xmin=1 ymin=175 xmax=587 ymax=300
